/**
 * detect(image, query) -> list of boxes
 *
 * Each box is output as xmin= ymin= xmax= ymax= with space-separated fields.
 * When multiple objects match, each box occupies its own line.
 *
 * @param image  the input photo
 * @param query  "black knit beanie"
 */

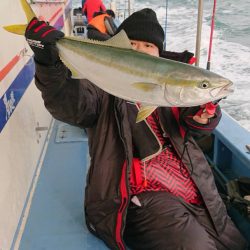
xmin=116 ymin=8 xmax=165 ymax=52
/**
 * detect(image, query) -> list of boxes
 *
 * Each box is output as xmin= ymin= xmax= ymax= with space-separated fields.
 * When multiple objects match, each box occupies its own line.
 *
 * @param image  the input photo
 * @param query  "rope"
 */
xmin=163 ymin=0 xmax=168 ymax=50
xmin=207 ymin=0 xmax=217 ymax=70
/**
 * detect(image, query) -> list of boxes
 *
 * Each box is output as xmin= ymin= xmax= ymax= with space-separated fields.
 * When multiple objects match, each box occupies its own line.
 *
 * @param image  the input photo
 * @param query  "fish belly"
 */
xmin=58 ymin=44 xmax=170 ymax=106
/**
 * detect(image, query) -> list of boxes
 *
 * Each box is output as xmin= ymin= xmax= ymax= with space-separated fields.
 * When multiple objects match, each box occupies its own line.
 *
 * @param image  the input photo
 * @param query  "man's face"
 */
xmin=130 ymin=40 xmax=159 ymax=57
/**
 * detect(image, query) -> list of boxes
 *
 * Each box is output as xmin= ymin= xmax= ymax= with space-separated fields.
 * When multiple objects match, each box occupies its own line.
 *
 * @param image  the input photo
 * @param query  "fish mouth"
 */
xmin=164 ymin=81 xmax=234 ymax=107
xmin=210 ymin=82 xmax=234 ymax=98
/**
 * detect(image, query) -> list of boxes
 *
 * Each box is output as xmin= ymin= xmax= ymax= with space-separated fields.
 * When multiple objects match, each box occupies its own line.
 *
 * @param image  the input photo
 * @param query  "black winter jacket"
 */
xmin=34 ymin=52 xmax=227 ymax=250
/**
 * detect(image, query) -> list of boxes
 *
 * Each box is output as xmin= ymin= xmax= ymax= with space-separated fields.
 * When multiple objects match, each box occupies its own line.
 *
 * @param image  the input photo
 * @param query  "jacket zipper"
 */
xmin=158 ymin=118 xmax=191 ymax=172
xmin=114 ymin=102 xmax=130 ymax=250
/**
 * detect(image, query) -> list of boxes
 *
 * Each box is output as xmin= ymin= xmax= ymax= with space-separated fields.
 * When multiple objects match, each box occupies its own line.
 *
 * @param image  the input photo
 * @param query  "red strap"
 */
xmin=188 ymin=57 xmax=196 ymax=65
xmin=195 ymin=102 xmax=217 ymax=116
xmin=27 ymin=19 xmax=38 ymax=31
xmin=34 ymin=23 xmax=47 ymax=33
xmin=205 ymin=102 xmax=217 ymax=115
xmin=41 ymin=28 xmax=56 ymax=38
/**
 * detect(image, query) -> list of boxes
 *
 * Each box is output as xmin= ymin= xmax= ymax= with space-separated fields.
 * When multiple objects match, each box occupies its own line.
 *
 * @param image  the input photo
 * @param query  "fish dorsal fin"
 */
xmin=103 ymin=29 xmax=132 ymax=49
xmin=65 ymin=30 xmax=132 ymax=50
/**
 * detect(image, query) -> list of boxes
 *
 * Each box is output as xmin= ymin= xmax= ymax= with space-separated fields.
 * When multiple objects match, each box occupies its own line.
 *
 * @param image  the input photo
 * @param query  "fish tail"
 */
xmin=3 ymin=0 xmax=36 ymax=35
xmin=20 ymin=0 xmax=36 ymax=22
xmin=3 ymin=24 xmax=27 ymax=35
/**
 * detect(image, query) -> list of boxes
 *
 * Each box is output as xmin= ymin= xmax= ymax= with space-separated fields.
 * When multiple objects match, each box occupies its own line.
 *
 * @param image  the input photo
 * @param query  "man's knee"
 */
xmin=125 ymin=229 xmax=216 ymax=250
xmin=215 ymin=217 xmax=248 ymax=250
xmin=175 ymin=226 xmax=216 ymax=250
xmin=124 ymin=213 xmax=217 ymax=250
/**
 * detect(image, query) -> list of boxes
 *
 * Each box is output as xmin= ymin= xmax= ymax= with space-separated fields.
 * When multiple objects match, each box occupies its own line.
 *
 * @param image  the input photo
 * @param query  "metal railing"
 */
xmin=109 ymin=0 xmax=134 ymax=22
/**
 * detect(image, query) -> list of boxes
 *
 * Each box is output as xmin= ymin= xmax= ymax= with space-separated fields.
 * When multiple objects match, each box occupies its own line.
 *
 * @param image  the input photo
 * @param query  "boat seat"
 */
xmin=73 ymin=7 xmax=82 ymax=16
xmin=72 ymin=8 xmax=87 ymax=36
xmin=18 ymin=120 xmax=108 ymax=249
xmin=73 ymin=25 xmax=87 ymax=36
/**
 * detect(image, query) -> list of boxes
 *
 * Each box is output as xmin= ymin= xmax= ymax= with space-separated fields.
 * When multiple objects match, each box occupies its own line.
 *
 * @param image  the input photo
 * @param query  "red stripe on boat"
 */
xmin=0 ymin=7 xmax=63 ymax=82
xmin=49 ymin=7 xmax=62 ymax=23
xmin=0 ymin=55 xmax=20 ymax=81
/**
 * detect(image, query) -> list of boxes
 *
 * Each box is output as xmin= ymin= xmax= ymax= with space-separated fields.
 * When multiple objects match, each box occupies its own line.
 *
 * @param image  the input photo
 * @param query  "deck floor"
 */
xmin=19 ymin=120 xmax=108 ymax=250
xmin=18 ymin=118 xmax=250 ymax=249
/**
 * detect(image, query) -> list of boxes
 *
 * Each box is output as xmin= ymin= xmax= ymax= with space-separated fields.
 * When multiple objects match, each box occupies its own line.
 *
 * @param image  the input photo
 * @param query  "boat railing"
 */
xmin=209 ymin=111 xmax=250 ymax=179
xmin=208 ymin=112 xmax=250 ymax=242
xmin=109 ymin=0 xmax=134 ymax=22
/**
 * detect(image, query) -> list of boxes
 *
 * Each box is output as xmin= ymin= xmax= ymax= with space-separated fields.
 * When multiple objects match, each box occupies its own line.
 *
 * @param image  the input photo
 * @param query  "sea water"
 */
xmin=74 ymin=0 xmax=250 ymax=131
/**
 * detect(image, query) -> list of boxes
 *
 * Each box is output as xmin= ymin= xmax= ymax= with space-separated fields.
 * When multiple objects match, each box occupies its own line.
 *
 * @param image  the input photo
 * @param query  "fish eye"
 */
xmin=199 ymin=80 xmax=210 ymax=89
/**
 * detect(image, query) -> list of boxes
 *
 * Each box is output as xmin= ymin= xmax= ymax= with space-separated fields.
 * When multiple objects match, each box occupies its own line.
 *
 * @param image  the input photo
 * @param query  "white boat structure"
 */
xmin=0 ymin=0 xmax=249 ymax=249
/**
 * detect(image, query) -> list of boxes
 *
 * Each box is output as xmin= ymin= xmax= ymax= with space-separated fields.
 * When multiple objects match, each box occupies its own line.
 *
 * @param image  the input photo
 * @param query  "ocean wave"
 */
xmin=74 ymin=0 xmax=250 ymax=131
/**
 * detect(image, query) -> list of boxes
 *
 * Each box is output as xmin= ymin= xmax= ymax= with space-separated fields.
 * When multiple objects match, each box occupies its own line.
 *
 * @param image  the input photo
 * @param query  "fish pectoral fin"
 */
xmin=132 ymin=82 xmax=160 ymax=92
xmin=136 ymin=105 xmax=158 ymax=123
xmin=3 ymin=24 xmax=27 ymax=35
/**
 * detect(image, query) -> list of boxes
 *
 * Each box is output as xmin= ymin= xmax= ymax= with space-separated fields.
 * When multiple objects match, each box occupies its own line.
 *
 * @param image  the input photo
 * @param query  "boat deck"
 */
xmin=17 ymin=113 xmax=250 ymax=249
xmin=18 ymin=120 xmax=108 ymax=250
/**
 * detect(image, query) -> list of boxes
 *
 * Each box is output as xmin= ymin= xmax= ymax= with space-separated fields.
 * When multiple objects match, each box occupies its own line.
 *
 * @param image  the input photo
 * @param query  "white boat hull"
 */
xmin=0 ymin=1 xmax=71 ymax=249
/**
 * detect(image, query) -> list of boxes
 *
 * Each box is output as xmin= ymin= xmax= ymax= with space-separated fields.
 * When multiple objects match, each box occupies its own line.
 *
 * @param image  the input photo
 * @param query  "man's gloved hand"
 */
xmin=25 ymin=17 xmax=64 ymax=66
xmin=160 ymin=50 xmax=194 ymax=63
xmin=192 ymin=102 xmax=217 ymax=124
xmin=180 ymin=103 xmax=222 ymax=137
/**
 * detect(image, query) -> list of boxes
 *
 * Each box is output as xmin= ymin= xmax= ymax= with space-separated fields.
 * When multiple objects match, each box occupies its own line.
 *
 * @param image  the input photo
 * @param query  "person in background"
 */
xmin=87 ymin=9 xmax=117 ymax=41
xmin=81 ymin=0 xmax=86 ymax=8
xmin=106 ymin=9 xmax=115 ymax=17
xmin=24 ymin=8 xmax=247 ymax=250
xmin=81 ymin=0 xmax=87 ymax=25
xmin=82 ymin=0 xmax=106 ymax=23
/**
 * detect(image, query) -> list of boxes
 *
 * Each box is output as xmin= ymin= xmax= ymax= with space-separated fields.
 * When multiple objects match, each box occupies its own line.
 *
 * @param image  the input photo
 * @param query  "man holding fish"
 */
xmin=23 ymin=6 xmax=247 ymax=250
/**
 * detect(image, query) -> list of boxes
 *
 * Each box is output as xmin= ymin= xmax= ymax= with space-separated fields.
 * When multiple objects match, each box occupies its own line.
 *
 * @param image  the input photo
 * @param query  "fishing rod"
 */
xmin=128 ymin=0 xmax=131 ymax=16
xmin=195 ymin=0 xmax=203 ymax=67
xmin=207 ymin=0 xmax=217 ymax=70
xmin=163 ymin=0 xmax=168 ymax=50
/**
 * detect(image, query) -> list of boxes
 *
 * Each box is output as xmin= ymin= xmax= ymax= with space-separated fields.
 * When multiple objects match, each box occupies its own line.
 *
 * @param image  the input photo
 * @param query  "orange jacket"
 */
xmin=88 ymin=13 xmax=109 ymax=34
xmin=82 ymin=0 xmax=106 ymax=22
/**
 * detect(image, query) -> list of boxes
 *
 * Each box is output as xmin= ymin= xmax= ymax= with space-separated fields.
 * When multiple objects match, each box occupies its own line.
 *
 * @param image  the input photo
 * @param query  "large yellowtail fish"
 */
xmin=4 ymin=0 xmax=234 ymax=122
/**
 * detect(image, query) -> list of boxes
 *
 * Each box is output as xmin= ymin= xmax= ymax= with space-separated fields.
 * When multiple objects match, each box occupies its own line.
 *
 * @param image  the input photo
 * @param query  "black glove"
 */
xmin=179 ymin=105 xmax=222 ymax=138
xmin=25 ymin=17 xmax=64 ymax=66
xmin=161 ymin=50 xmax=194 ymax=63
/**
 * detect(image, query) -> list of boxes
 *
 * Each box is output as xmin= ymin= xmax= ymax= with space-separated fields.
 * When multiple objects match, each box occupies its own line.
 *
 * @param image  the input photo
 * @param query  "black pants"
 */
xmin=124 ymin=192 xmax=247 ymax=250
